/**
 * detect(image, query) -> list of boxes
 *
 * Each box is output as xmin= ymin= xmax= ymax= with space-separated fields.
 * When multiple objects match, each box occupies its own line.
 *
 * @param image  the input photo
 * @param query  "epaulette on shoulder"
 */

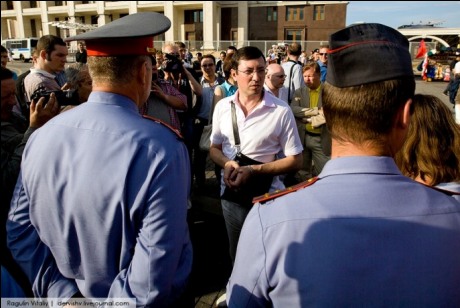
xmin=253 ymin=177 xmax=319 ymax=204
xmin=422 ymin=183 xmax=460 ymax=197
xmin=142 ymin=115 xmax=183 ymax=140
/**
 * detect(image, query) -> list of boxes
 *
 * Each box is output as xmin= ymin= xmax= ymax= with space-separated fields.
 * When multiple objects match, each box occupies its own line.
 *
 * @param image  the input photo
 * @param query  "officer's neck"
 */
xmin=331 ymin=139 xmax=394 ymax=158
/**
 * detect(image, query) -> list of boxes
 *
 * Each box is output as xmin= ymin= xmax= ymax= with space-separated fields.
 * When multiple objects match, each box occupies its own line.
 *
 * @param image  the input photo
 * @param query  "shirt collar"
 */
xmin=87 ymin=91 xmax=140 ymax=113
xmin=320 ymin=156 xmax=402 ymax=179
xmin=232 ymin=89 xmax=279 ymax=109
xmin=30 ymin=68 xmax=57 ymax=79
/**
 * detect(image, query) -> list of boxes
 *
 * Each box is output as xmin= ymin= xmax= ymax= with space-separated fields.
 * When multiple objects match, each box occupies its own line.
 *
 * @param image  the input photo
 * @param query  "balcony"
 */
xmin=75 ymin=3 xmax=98 ymax=14
xmin=22 ymin=7 xmax=41 ymax=16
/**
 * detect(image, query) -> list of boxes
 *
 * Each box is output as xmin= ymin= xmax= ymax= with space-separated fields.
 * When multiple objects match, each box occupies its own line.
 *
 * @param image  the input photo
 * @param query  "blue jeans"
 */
xmin=221 ymin=199 xmax=251 ymax=264
xmin=449 ymin=77 xmax=460 ymax=105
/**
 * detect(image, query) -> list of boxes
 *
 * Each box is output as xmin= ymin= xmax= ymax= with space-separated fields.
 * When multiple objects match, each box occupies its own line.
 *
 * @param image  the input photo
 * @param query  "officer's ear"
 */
xmin=391 ymin=98 xmax=412 ymax=154
xmin=138 ymin=57 xmax=151 ymax=86
xmin=400 ymin=98 xmax=412 ymax=130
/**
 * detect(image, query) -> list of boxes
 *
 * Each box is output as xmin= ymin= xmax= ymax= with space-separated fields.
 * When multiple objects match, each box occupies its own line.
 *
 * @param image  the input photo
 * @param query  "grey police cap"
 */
xmin=65 ymin=12 xmax=170 ymax=56
xmin=326 ymin=23 xmax=413 ymax=88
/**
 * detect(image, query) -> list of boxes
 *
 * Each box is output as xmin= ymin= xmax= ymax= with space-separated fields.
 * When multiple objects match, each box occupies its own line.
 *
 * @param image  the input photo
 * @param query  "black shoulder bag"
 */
xmin=221 ymin=102 xmax=274 ymax=207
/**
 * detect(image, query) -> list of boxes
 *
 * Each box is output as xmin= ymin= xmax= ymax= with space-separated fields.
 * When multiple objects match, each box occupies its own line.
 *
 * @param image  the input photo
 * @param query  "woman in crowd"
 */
xmin=395 ymin=94 xmax=460 ymax=200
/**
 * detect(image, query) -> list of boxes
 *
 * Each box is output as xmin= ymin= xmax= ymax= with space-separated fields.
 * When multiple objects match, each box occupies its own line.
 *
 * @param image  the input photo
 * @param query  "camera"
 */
xmin=30 ymin=89 xmax=80 ymax=106
xmin=161 ymin=53 xmax=183 ymax=73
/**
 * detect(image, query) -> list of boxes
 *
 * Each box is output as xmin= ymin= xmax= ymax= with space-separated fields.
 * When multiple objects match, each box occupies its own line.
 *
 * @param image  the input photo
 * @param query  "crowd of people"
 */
xmin=1 ymin=12 xmax=459 ymax=307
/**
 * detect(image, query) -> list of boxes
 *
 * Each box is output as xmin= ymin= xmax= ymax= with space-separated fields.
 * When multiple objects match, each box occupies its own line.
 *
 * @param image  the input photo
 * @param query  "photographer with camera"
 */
xmin=1 ymin=67 xmax=59 ymax=297
xmin=143 ymin=56 xmax=187 ymax=131
xmin=162 ymin=43 xmax=202 ymax=170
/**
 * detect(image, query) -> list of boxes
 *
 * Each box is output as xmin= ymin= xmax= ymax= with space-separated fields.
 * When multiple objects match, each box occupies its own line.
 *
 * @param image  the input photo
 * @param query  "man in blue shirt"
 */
xmin=7 ymin=13 xmax=192 ymax=307
xmin=317 ymin=45 xmax=329 ymax=82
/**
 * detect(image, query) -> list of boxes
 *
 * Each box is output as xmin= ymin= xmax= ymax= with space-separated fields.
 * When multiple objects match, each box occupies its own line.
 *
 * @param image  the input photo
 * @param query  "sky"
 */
xmin=346 ymin=1 xmax=460 ymax=29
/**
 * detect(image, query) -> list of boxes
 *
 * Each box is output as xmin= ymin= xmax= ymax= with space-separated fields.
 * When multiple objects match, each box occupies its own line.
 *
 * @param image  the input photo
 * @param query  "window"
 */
xmin=313 ymin=5 xmax=325 ymax=21
xmin=267 ymin=7 xmax=277 ymax=22
xmin=29 ymin=1 xmax=37 ymax=8
xmin=6 ymin=1 xmax=14 ymax=10
xmin=91 ymin=15 xmax=98 ymax=25
xmin=30 ymin=19 xmax=37 ymax=37
xmin=184 ymin=10 xmax=203 ymax=24
xmin=54 ymin=1 xmax=63 ymax=6
xmin=285 ymin=29 xmax=302 ymax=41
xmin=286 ymin=6 xmax=304 ymax=21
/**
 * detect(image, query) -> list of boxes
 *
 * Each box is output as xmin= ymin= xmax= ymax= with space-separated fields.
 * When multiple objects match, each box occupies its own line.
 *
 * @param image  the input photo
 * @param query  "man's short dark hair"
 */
xmin=287 ymin=43 xmax=302 ymax=56
xmin=201 ymin=54 xmax=215 ymax=64
xmin=0 ymin=45 xmax=7 ymax=54
xmin=1 ymin=67 xmax=14 ymax=80
xmin=37 ymin=35 xmax=66 ymax=58
xmin=235 ymin=46 xmax=266 ymax=64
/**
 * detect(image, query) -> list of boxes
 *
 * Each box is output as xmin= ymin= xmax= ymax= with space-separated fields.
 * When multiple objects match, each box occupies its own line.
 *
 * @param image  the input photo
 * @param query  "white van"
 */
xmin=1 ymin=37 xmax=39 ymax=62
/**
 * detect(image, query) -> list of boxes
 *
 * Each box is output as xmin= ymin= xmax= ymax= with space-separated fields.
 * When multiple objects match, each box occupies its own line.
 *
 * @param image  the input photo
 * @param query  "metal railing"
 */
xmin=153 ymin=40 xmax=328 ymax=54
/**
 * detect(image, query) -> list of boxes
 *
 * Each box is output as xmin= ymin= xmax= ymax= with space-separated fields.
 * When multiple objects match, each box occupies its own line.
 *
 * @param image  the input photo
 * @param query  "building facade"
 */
xmin=1 ymin=1 xmax=348 ymax=51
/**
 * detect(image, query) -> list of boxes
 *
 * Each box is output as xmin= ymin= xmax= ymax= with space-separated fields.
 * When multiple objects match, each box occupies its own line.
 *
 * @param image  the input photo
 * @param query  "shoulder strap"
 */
xmin=142 ymin=115 xmax=183 ymax=140
xmin=230 ymin=101 xmax=241 ymax=152
xmin=253 ymin=177 xmax=319 ymax=204
xmin=287 ymin=61 xmax=299 ymax=104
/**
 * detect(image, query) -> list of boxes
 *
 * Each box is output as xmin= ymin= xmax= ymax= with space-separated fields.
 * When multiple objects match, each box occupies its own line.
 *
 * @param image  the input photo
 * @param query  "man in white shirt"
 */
xmin=264 ymin=63 xmax=288 ymax=103
xmin=210 ymin=46 xmax=303 ymax=264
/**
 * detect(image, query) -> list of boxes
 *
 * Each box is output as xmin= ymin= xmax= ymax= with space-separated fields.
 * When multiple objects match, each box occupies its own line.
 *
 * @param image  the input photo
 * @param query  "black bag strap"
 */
xmin=287 ymin=60 xmax=298 ymax=104
xmin=230 ymin=101 xmax=241 ymax=152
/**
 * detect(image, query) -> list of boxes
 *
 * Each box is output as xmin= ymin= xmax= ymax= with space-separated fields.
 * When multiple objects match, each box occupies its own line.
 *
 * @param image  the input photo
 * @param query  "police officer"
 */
xmin=226 ymin=23 xmax=460 ymax=306
xmin=7 ymin=13 xmax=192 ymax=306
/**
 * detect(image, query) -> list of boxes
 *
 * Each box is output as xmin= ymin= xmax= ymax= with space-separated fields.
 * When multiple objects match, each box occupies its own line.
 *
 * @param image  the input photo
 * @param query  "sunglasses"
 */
xmin=319 ymin=53 xmax=328 ymax=56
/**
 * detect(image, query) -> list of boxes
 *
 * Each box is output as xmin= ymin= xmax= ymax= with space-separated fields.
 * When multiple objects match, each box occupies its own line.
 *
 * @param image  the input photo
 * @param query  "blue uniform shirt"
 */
xmin=7 ymin=91 xmax=192 ymax=306
xmin=227 ymin=156 xmax=460 ymax=306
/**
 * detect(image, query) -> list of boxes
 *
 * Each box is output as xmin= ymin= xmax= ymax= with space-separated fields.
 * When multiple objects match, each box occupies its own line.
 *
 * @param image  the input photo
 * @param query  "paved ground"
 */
xmin=6 ymin=61 xmax=454 ymax=308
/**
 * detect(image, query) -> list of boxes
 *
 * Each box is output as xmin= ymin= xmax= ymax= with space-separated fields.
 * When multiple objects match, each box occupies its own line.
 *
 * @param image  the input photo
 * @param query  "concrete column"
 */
xmin=202 ymin=1 xmax=216 ymax=50
xmin=15 ymin=1 xmax=25 ymax=38
xmin=129 ymin=1 xmax=138 ymax=14
xmin=40 ymin=1 xmax=50 ymax=35
xmin=215 ymin=4 xmax=221 ymax=50
xmin=96 ymin=2 xmax=110 ymax=27
xmin=237 ymin=1 xmax=248 ymax=48
xmin=68 ymin=1 xmax=77 ymax=39
xmin=164 ymin=2 xmax=175 ymax=42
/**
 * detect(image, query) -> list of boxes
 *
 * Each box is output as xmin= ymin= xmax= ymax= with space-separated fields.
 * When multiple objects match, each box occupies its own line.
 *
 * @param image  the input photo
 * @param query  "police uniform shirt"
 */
xmin=227 ymin=156 xmax=460 ymax=306
xmin=7 ymin=91 xmax=192 ymax=305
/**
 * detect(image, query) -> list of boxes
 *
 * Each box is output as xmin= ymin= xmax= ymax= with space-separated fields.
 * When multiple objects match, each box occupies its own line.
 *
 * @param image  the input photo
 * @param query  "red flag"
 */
xmin=415 ymin=40 xmax=427 ymax=58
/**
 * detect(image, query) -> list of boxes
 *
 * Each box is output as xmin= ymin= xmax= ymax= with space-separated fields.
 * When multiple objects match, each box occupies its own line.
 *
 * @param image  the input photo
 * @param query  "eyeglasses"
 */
xmin=272 ymin=74 xmax=286 ymax=78
xmin=319 ymin=53 xmax=328 ymax=56
xmin=237 ymin=68 xmax=266 ymax=77
xmin=202 ymin=64 xmax=214 ymax=68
